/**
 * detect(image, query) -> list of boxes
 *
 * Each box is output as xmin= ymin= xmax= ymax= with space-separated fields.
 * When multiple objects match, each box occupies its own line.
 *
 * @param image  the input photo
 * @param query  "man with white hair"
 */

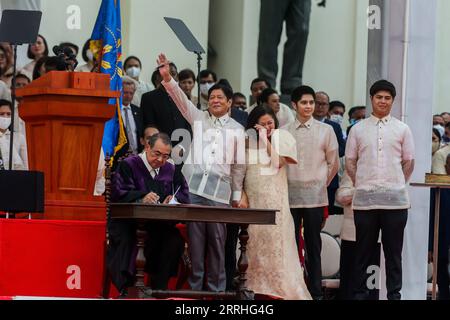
xmin=121 ymin=76 xmax=143 ymax=155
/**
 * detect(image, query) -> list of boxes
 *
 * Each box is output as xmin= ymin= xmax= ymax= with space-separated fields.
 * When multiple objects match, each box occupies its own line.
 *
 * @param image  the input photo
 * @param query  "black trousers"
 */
xmin=339 ymin=240 xmax=380 ymax=300
xmin=291 ymin=207 xmax=324 ymax=299
xmin=225 ymin=224 xmax=240 ymax=291
xmin=353 ymin=209 xmax=408 ymax=300
xmin=107 ymin=220 xmax=184 ymax=291
xmin=258 ymin=0 xmax=311 ymax=93
xmin=437 ymin=249 xmax=450 ymax=300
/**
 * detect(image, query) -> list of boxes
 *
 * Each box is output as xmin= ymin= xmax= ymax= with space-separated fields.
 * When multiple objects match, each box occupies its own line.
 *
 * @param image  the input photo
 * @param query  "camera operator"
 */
xmin=52 ymin=45 xmax=78 ymax=72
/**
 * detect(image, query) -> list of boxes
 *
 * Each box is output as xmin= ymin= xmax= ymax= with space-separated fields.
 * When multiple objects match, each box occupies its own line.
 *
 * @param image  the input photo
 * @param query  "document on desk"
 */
xmin=168 ymin=185 xmax=181 ymax=205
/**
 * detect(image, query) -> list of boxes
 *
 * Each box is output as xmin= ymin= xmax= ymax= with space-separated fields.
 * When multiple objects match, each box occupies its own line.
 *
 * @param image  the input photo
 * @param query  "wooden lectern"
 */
xmin=16 ymin=71 xmax=119 ymax=221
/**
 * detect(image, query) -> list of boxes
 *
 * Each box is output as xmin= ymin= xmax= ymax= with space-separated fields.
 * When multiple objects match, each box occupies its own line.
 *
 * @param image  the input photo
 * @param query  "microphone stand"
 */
xmin=8 ymin=43 xmax=18 ymax=170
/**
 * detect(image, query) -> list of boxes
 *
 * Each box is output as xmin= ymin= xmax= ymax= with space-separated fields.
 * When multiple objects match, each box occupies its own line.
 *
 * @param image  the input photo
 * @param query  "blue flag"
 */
xmin=90 ymin=0 xmax=127 ymax=159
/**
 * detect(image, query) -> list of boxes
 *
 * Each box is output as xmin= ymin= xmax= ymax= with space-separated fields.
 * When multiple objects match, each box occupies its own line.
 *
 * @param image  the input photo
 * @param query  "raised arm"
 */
xmin=157 ymin=53 xmax=203 ymax=124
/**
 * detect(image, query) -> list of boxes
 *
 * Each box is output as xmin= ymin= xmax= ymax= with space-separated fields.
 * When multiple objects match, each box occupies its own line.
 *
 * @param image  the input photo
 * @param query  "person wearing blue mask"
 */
xmin=433 ymin=114 xmax=446 ymax=138
xmin=329 ymin=100 xmax=346 ymax=139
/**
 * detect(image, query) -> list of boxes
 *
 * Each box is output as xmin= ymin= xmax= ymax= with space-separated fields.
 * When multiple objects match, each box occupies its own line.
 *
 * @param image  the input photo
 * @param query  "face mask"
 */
xmin=432 ymin=141 xmax=440 ymax=154
xmin=200 ymin=83 xmax=214 ymax=97
xmin=0 ymin=116 xmax=11 ymax=130
xmin=329 ymin=114 xmax=343 ymax=126
xmin=86 ymin=49 xmax=94 ymax=62
xmin=433 ymin=125 xmax=445 ymax=137
xmin=126 ymin=66 xmax=141 ymax=78
xmin=350 ymin=119 xmax=361 ymax=126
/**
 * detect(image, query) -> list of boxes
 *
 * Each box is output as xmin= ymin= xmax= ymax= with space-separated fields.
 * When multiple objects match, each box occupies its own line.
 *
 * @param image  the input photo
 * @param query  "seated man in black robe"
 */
xmin=108 ymin=133 xmax=190 ymax=294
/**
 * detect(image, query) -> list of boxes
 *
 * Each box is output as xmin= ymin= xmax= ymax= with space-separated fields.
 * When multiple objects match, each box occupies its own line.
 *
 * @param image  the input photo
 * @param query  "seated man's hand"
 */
xmin=143 ymin=192 xmax=160 ymax=204
xmin=163 ymin=195 xmax=173 ymax=204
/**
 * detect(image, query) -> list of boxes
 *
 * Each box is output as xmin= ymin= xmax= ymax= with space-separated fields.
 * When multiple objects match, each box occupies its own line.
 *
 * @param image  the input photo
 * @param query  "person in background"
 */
xmin=0 ymin=43 xmax=14 ymax=87
xmin=151 ymin=69 xmax=163 ymax=89
xmin=14 ymin=73 xmax=31 ymax=89
xmin=178 ymin=68 xmax=198 ymax=105
xmin=441 ymin=112 xmax=450 ymax=125
xmin=11 ymin=73 xmax=30 ymax=135
xmin=32 ymin=56 xmax=49 ymax=81
xmin=76 ymin=39 xmax=95 ymax=73
xmin=0 ymin=99 xmax=28 ymax=170
xmin=32 ymin=56 xmax=63 ymax=81
xmin=232 ymin=92 xmax=247 ymax=111
xmin=123 ymin=55 xmax=153 ymax=106
xmin=59 ymin=42 xmax=79 ymax=58
xmin=121 ymin=76 xmax=144 ymax=155
xmin=328 ymin=100 xmax=346 ymax=139
xmin=141 ymin=62 xmax=191 ymax=161
xmin=433 ymin=114 xmax=446 ymax=138
xmin=140 ymin=124 xmax=160 ymax=149
xmin=198 ymin=69 xmax=217 ymax=110
xmin=230 ymin=92 xmax=249 ymax=127
xmin=432 ymin=130 xmax=450 ymax=174
xmin=247 ymin=78 xmax=270 ymax=114
xmin=346 ymin=106 xmax=366 ymax=137
xmin=443 ymin=122 xmax=450 ymax=144
xmin=428 ymin=153 xmax=450 ymax=300
xmin=21 ymin=34 xmax=49 ymax=80
xmin=432 ymin=128 xmax=442 ymax=156
xmin=258 ymin=88 xmax=295 ymax=127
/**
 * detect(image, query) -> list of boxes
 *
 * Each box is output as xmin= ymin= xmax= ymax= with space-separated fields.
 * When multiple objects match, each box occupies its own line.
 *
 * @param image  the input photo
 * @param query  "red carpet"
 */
xmin=0 ymin=219 xmax=106 ymax=298
xmin=0 ymin=219 xmax=190 ymax=299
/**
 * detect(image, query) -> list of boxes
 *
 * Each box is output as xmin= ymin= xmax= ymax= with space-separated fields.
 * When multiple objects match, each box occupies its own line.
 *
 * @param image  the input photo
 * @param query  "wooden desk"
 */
xmin=109 ymin=203 xmax=277 ymax=300
xmin=410 ymin=182 xmax=450 ymax=300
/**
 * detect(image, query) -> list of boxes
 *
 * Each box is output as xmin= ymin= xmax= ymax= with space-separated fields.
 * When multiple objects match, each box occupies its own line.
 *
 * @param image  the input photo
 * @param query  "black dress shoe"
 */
xmin=118 ymin=289 xmax=128 ymax=299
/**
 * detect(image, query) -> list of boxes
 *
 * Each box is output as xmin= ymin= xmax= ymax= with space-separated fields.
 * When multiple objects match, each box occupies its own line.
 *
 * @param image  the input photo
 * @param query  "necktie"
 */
xmin=150 ymin=169 xmax=157 ymax=179
xmin=124 ymin=107 xmax=137 ymax=154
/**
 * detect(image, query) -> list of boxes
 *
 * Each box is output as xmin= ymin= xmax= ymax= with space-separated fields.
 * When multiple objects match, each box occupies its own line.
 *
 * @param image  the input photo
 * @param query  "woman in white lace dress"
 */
xmin=239 ymin=105 xmax=311 ymax=300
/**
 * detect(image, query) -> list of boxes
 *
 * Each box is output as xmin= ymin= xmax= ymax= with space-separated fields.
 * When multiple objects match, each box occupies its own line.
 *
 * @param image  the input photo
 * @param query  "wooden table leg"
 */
xmin=432 ymin=188 xmax=441 ymax=301
xmin=128 ymin=223 xmax=147 ymax=298
xmin=236 ymin=224 xmax=254 ymax=300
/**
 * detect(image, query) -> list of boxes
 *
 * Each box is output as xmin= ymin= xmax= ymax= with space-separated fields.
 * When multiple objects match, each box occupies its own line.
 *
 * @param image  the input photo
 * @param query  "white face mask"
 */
xmin=126 ymin=66 xmax=141 ymax=78
xmin=0 ymin=116 xmax=11 ymax=130
xmin=200 ymin=83 xmax=214 ymax=97
xmin=86 ymin=49 xmax=94 ymax=62
xmin=434 ymin=124 xmax=445 ymax=137
xmin=329 ymin=114 xmax=343 ymax=126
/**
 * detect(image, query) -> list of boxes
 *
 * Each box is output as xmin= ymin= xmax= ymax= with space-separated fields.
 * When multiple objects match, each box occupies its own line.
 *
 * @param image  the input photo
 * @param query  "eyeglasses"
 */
xmin=150 ymin=150 xmax=170 ymax=160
